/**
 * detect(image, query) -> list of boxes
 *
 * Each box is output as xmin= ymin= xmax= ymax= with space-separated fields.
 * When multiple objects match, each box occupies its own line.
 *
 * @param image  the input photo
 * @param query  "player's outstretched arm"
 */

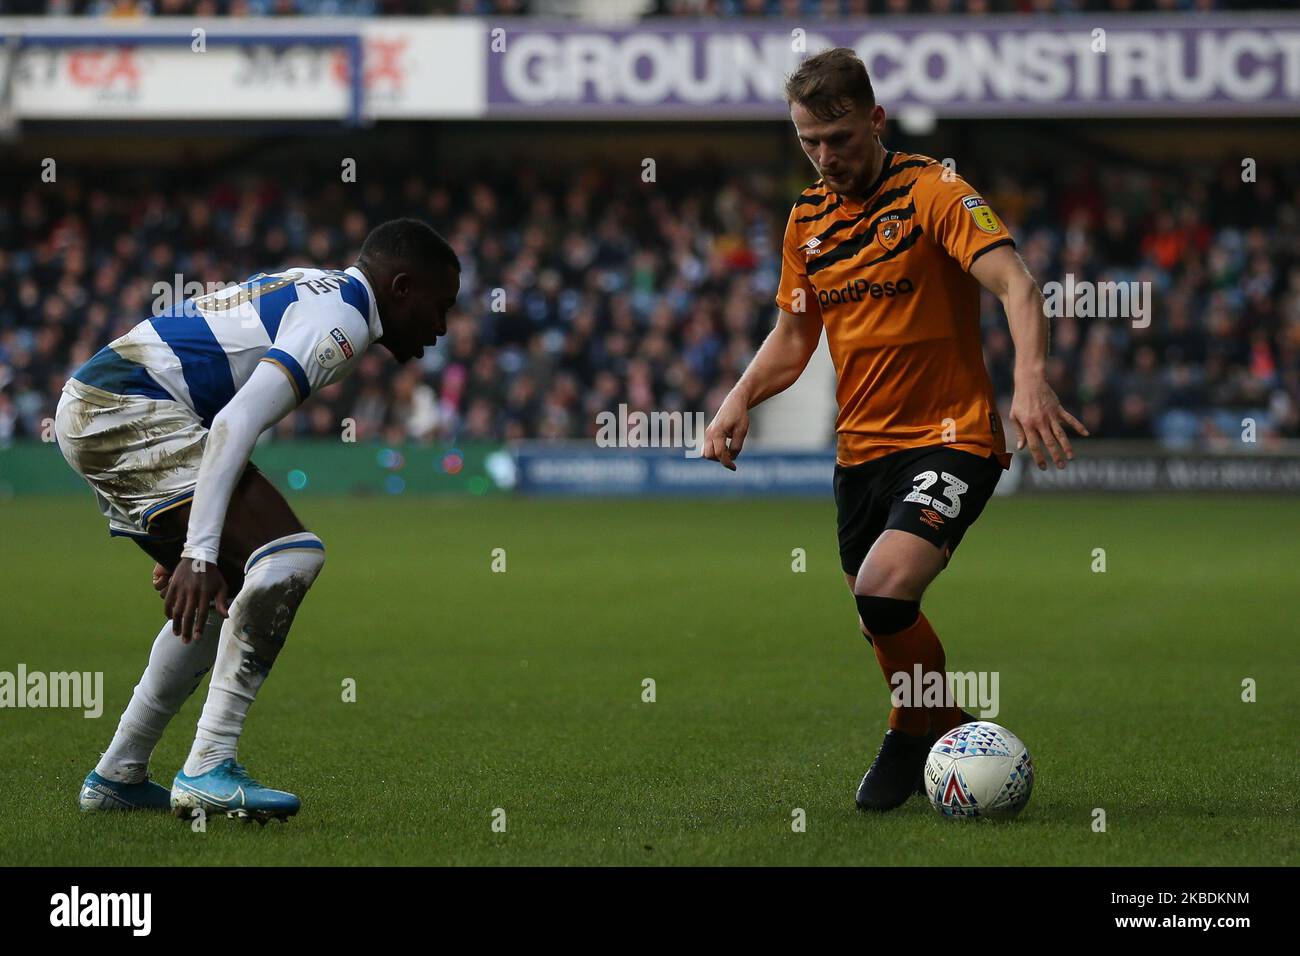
xmin=164 ymin=362 xmax=300 ymax=642
xmin=702 ymin=307 xmax=822 ymax=470
xmin=970 ymin=245 xmax=1089 ymax=470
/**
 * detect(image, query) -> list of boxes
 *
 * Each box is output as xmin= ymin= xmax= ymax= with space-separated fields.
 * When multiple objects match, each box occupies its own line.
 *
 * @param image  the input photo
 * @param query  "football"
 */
xmin=923 ymin=721 xmax=1035 ymax=821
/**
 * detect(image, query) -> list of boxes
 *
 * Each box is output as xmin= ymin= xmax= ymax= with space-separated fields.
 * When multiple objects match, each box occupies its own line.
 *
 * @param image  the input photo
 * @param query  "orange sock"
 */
xmin=870 ymin=611 xmax=963 ymax=737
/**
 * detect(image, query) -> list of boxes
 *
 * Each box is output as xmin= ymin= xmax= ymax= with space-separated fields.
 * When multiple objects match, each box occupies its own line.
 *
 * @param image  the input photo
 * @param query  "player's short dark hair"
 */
xmin=358 ymin=218 xmax=460 ymax=277
xmin=785 ymin=48 xmax=876 ymax=123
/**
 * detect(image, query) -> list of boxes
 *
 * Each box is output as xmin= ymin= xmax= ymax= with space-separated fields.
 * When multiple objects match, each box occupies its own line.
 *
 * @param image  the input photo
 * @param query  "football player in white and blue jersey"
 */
xmin=56 ymin=219 xmax=460 ymax=822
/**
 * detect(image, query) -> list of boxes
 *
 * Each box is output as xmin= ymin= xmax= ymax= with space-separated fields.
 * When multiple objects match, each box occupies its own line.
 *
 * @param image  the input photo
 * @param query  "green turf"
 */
xmin=0 ymin=493 xmax=1295 ymax=866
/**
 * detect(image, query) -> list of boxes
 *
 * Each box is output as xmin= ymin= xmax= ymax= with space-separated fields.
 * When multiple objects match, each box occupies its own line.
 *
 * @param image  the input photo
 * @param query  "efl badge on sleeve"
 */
xmin=314 ymin=327 xmax=355 ymax=370
xmin=962 ymin=196 xmax=1001 ymax=234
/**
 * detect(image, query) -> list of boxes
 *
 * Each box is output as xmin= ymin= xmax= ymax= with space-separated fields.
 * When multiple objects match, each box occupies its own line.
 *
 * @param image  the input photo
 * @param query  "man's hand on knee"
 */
xmin=164 ymin=558 xmax=230 ymax=645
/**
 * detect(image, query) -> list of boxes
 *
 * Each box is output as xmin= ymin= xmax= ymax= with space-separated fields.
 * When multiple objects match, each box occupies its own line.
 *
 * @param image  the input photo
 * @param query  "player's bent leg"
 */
xmin=81 ymin=526 xmax=221 ymax=812
xmin=842 ymin=450 xmax=1002 ymax=812
xmin=853 ymin=527 xmax=946 ymax=602
xmin=855 ymin=529 xmax=975 ymax=736
xmin=81 ymin=477 xmax=258 ymax=812
xmin=852 ymin=530 xmax=965 ymax=812
xmin=855 ymin=529 xmax=949 ymax=726
xmin=143 ymin=466 xmax=318 ymax=822
xmin=79 ymin=613 xmax=222 ymax=812
xmin=143 ymin=463 xmax=306 ymax=595
xmin=171 ymin=530 xmax=325 ymax=823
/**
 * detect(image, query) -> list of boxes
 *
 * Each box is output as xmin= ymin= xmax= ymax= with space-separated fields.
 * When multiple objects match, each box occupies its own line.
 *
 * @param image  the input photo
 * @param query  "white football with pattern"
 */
xmin=923 ymin=720 xmax=1034 ymax=821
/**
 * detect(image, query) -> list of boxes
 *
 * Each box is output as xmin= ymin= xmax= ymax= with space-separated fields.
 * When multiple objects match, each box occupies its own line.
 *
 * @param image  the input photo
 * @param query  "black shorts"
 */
xmin=833 ymin=445 xmax=1005 ymax=575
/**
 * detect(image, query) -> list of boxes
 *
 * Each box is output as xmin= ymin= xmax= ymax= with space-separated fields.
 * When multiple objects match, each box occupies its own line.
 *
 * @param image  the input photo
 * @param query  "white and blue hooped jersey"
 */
xmin=71 ymin=266 xmax=382 ymax=426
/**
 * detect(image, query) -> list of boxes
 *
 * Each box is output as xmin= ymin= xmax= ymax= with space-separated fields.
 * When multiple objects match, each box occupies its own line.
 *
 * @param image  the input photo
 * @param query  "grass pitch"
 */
xmin=0 ymin=492 xmax=1295 ymax=866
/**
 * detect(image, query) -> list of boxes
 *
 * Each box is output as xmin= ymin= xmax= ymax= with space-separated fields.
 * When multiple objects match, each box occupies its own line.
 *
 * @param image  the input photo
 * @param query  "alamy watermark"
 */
xmin=49 ymin=886 xmax=150 ymax=936
xmin=151 ymin=273 xmax=240 ymax=318
xmin=0 ymin=664 xmax=103 ymax=718
xmin=1042 ymin=273 xmax=1151 ymax=329
xmin=595 ymin=404 xmax=706 ymax=458
xmin=890 ymin=665 xmax=999 ymax=718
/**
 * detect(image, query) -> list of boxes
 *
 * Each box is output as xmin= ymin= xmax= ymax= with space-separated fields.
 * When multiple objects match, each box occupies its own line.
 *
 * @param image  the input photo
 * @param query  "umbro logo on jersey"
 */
xmin=803 ymin=236 xmax=822 ymax=256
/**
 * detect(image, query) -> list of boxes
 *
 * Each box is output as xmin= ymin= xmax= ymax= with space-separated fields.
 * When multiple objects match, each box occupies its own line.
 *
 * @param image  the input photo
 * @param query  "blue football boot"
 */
xmin=170 ymin=759 xmax=300 ymax=824
xmin=79 ymin=770 xmax=172 ymax=812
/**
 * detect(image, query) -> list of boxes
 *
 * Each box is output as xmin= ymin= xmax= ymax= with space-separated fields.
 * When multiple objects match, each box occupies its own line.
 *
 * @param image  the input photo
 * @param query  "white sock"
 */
xmin=95 ymin=615 xmax=221 ymax=784
xmin=183 ymin=534 xmax=325 ymax=777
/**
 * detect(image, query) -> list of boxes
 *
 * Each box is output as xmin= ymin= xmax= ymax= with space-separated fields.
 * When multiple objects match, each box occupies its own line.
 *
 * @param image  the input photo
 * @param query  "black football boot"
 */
xmin=855 ymin=728 xmax=933 ymax=812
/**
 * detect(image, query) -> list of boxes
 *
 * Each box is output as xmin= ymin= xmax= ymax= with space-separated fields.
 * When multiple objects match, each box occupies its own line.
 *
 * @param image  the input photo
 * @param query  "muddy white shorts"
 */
xmin=54 ymin=380 xmax=208 ymax=540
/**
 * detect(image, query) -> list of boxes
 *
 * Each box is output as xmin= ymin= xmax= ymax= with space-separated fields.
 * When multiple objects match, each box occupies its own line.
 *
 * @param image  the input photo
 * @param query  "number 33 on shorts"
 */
xmin=903 ymin=470 xmax=969 ymax=518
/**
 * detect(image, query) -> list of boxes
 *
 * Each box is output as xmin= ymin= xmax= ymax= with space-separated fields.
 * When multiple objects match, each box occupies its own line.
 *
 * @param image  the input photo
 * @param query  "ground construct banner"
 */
xmin=1 ymin=14 xmax=1297 ymax=121
xmin=487 ymin=14 xmax=1300 ymax=119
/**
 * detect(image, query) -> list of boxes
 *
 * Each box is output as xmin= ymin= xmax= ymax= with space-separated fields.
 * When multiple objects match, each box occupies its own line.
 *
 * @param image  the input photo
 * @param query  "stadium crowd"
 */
xmin=0 ymin=148 xmax=1296 ymax=449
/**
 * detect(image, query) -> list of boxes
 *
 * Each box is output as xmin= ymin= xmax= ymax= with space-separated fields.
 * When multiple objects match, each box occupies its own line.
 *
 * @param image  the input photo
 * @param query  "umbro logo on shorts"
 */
xmin=920 ymin=508 xmax=946 ymax=530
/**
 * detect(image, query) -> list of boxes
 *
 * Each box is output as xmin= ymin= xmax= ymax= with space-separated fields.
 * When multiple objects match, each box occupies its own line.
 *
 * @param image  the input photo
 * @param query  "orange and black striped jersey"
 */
xmin=776 ymin=150 xmax=1013 ymax=468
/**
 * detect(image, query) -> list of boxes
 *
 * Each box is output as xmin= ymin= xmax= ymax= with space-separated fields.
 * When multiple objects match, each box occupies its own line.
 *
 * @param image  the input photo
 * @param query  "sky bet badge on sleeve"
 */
xmin=314 ymin=327 xmax=355 ymax=371
xmin=962 ymin=195 xmax=1001 ymax=234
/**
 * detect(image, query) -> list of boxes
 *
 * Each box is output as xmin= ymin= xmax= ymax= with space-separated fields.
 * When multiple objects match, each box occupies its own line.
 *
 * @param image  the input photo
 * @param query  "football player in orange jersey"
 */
xmin=702 ymin=48 xmax=1087 ymax=812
